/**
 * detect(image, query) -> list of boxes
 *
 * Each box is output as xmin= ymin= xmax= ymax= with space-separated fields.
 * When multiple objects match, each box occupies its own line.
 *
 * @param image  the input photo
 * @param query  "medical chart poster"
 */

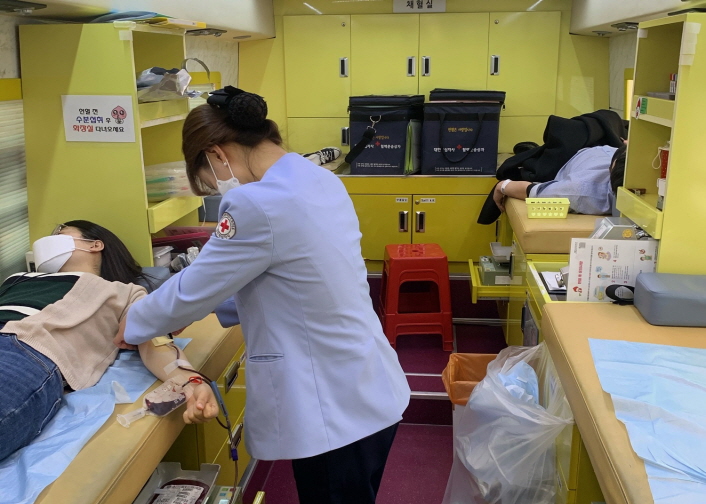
xmin=61 ymin=95 xmax=136 ymax=143
xmin=567 ymin=238 xmax=657 ymax=302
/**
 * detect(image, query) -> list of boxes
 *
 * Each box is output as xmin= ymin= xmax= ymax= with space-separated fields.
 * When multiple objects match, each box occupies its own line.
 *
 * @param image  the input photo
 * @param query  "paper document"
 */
xmin=567 ymin=239 xmax=657 ymax=301
xmin=540 ymin=271 xmax=566 ymax=294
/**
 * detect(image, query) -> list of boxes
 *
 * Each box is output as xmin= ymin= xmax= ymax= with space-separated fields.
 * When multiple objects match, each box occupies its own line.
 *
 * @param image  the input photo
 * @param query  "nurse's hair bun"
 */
xmin=207 ymin=86 xmax=268 ymax=130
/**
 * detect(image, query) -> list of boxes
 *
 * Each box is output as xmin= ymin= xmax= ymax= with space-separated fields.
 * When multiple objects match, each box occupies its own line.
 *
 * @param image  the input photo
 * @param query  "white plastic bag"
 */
xmin=444 ymin=343 xmax=572 ymax=504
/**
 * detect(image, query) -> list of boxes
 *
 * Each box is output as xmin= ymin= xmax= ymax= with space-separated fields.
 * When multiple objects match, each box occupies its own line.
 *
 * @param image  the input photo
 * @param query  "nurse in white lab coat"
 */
xmin=116 ymin=87 xmax=411 ymax=504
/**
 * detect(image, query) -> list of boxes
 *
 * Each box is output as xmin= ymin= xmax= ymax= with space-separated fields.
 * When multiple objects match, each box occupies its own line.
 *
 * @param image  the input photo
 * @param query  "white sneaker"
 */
xmin=303 ymin=147 xmax=342 ymax=166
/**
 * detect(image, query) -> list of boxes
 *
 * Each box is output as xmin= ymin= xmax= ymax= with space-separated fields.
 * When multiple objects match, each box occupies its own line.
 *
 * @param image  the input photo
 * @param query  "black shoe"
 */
xmin=303 ymin=147 xmax=342 ymax=165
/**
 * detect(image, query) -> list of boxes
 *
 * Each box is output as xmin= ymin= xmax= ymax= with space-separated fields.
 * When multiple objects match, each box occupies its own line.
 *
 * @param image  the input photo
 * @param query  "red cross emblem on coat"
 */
xmin=215 ymin=212 xmax=236 ymax=239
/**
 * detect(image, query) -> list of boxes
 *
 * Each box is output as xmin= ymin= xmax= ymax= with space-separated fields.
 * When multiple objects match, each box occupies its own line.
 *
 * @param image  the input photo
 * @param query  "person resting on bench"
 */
xmin=493 ymin=143 xmax=627 ymax=215
xmin=0 ymin=220 xmax=219 ymax=461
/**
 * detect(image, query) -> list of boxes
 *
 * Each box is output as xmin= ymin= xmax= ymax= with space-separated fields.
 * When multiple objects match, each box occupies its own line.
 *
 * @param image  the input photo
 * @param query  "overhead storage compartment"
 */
xmin=571 ymin=0 xmax=706 ymax=36
xmin=1 ymin=0 xmax=275 ymax=40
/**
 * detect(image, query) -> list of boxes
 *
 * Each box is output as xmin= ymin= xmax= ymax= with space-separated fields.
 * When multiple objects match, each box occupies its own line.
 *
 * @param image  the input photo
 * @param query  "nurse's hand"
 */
xmin=183 ymin=383 xmax=220 ymax=424
xmin=113 ymin=316 xmax=137 ymax=350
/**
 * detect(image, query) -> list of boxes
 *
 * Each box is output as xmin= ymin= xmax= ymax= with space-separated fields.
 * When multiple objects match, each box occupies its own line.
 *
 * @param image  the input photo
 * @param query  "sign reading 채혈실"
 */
xmin=61 ymin=95 xmax=136 ymax=142
xmin=393 ymin=0 xmax=446 ymax=13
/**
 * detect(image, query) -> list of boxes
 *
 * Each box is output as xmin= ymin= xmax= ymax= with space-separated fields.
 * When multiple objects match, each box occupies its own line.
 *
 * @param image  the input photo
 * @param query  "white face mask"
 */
xmin=206 ymin=155 xmax=241 ymax=196
xmin=33 ymin=234 xmax=95 ymax=273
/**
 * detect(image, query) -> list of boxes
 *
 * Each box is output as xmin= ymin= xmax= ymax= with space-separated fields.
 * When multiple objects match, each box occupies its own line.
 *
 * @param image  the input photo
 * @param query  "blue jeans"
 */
xmin=0 ymin=333 xmax=63 ymax=461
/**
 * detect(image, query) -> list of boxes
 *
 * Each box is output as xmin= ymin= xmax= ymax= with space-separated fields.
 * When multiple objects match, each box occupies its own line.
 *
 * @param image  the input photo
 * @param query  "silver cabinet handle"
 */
xmin=422 ymin=56 xmax=430 ymax=76
xmin=399 ymin=211 xmax=409 ymax=232
xmin=340 ymin=57 xmax=349 ymax=77
xmin=490 ymin=55 xmax=500 ymax=75
xmin=341 ymin=126 xmax=350 ymax=146
xmin=415 ymin=211 xmax=426 ymax=233
xmin=407 ymin=56 xmax=416 ymax=77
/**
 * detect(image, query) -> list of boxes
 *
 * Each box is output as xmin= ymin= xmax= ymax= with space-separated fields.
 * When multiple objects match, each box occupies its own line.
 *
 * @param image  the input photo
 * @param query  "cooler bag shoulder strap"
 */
xmin=345 ymin=116 xmax=380 ymax=164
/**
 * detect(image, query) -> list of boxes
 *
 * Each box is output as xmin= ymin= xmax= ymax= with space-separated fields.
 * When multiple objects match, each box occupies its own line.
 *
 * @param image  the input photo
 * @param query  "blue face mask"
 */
xmin=206 ymin=155 xmax=241 ymax=196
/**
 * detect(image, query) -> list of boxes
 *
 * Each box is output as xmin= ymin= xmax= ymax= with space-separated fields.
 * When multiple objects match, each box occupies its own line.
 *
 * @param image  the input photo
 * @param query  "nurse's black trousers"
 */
xmin=291 ymin=422 xmax=400 ymax=504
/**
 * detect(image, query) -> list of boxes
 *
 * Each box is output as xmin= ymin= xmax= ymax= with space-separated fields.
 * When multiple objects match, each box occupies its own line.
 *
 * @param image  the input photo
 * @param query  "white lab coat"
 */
xmin=124 ymin=153 xmax=411 ymax=460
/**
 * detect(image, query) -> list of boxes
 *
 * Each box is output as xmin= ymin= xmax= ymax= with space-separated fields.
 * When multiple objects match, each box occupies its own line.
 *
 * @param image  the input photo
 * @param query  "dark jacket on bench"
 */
xmin=477 ymin=109 xmax=627 ymax=225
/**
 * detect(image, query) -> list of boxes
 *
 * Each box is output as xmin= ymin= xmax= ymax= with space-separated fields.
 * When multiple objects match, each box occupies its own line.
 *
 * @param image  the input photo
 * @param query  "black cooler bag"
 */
xmin=346 ymin=95 xmax=424 ymax=175
xmin=421 ymin=89 xmax=505 ymax=175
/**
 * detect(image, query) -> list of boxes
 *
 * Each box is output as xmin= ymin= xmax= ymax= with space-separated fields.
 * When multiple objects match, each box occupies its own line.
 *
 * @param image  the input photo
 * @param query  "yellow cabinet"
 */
xmin=618 ymin=14 xmax=706 ymax=274
xmin=412 ymin=195 xmax=496 ymax=263
xmin=283 ymin=15 xmax=351 ymax=118
xmin=20 ymin=23 xmax=202 ymax=266
xmin=163 ymin=338 xmax=250 ymax=484
xmin=212 ymin=410 xmax=251 ymax=487
xmin=349 ymin=193 xmax=495 ymax=263
xmin=350 ymin=194 xmax=412 ymax=261
xmin=351 ymin=14 xmax=420 ymax=96
xmin=418 ymin=13 xmax=490 ymax=99
xmin=488 ymin=11 xmax=561 ymax=117
xmin=287 ymin=117 xmax=350 ymax=154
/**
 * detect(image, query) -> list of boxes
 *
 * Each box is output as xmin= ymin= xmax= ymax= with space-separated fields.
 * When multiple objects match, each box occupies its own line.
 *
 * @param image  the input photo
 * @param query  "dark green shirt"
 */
xmin=0 ymin=273 xmax=80 ymax=323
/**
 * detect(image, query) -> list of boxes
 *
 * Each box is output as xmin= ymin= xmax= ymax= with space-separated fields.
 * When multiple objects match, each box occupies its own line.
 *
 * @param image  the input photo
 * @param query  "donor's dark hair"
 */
xmin=64 ymin=220 xmax=154 ymax=288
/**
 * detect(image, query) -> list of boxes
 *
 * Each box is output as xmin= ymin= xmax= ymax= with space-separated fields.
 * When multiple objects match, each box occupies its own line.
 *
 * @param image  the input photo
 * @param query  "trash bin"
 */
xmin=442 ymin=353 xmax=498 ymax=407
xmin=443 ymin=344 xmax=573 ymax=504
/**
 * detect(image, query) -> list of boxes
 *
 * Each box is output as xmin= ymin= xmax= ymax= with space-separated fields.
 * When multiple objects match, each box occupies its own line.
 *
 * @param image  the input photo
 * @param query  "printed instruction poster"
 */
xmin=61 ymin=95 xmax=136 ymax=143
xmin=567 ymin=238 xmax=658 ymax=302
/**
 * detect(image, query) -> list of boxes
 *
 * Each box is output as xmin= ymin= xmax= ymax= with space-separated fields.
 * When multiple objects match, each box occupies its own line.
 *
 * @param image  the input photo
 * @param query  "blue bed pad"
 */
xmin=0 ymin=338 xmax=191 ymax=504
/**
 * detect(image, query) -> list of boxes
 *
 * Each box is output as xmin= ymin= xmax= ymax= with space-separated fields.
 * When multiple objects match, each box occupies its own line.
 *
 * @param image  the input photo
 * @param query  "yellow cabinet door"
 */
xmin=488 ymin=12 xmax=561 ymax=117
xmin=351 ymin=14 xmax=420 ymax=96
xmin=287 ymin=118 xmax=350 ymax=155
xmin=202 ymin=344 xmax=247 ymax=463
xmin=418 ymin=13 xmax=490 ymax=99
xmin=284 ymin=16 xmax=350 ymax=117
xmin=411 ymin=195 xmax=497 ymax=263
xmin=349 ymin=194 xmax=413 ymax=261
xmin=213 ymin=410 xmax=251 ymax=487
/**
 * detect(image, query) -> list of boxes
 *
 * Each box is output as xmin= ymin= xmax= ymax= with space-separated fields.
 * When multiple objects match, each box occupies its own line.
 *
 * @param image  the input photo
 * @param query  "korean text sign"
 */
xmin=61 ymin=95 xmax=136 ymax=143
xmin=393 ymin=0 xmax=446 ymax=13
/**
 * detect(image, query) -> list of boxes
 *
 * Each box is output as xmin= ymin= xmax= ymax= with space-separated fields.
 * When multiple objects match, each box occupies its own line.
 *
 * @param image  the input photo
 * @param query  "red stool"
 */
xmin=379 ymin=243 xmax=453 ymax=351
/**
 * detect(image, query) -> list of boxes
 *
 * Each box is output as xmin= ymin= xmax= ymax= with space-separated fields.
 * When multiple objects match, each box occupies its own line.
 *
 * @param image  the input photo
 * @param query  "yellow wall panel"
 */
xmin=20 ymin=24 xmax=152 ymax=265
xmin=238 ymin=16 xmax=289 ymax=142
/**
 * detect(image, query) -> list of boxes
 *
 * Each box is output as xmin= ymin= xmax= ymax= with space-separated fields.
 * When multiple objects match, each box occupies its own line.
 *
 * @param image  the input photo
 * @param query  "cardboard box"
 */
xmin=567 ymin=239 xmax=657 ymax=302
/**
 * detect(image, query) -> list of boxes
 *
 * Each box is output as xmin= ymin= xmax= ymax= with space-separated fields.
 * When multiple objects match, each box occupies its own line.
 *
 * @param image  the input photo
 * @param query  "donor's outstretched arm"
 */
xmin=138 ymin=340 xmax=219 ymax=424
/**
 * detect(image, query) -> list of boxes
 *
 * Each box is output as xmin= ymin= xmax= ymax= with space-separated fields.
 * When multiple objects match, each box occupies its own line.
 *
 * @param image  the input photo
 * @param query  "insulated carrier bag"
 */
xmin=422 ymin=89 xmax=505 ymax=175
xmin=346 ymin=95 xmax=424 ymax=175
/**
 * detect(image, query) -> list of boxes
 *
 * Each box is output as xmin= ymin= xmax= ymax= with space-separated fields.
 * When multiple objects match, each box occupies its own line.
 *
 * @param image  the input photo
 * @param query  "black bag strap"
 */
xmin=438 ymin=112 xmax=485 ymax=164
xmin=345 ymin=115 xmax=381 ymax=164
xmin=344 ymin=126 xmax=376 ymax=164
xmin=605 ymin=285 xmax=635 ymax=305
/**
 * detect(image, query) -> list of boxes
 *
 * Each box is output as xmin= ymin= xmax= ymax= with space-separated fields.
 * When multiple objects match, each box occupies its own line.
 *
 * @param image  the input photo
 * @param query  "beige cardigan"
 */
xmin=4 ymin=273 xmax=147 ymax=390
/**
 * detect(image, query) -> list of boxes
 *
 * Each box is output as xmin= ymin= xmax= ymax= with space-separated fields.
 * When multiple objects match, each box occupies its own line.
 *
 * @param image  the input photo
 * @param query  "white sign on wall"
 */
xmin=61 ymin=95 xmax=136 ymax=143
xmin=393 ymin=0 xmax=446 ymax=13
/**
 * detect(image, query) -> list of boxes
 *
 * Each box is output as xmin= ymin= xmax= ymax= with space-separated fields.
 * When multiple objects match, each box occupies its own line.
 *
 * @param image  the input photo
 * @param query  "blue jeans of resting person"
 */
xmin=0 ymin=333 xmax=63 ymax=460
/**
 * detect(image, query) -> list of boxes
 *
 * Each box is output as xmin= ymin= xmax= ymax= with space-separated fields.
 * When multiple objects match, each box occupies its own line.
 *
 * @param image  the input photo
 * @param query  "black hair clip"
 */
xmin=207 ymin=86 xmax=246 ymax=109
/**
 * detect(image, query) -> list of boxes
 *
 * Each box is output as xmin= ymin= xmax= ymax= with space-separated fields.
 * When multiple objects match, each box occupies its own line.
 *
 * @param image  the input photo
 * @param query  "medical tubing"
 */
xmin=168 ymin=342 xmax=233 ymax=440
